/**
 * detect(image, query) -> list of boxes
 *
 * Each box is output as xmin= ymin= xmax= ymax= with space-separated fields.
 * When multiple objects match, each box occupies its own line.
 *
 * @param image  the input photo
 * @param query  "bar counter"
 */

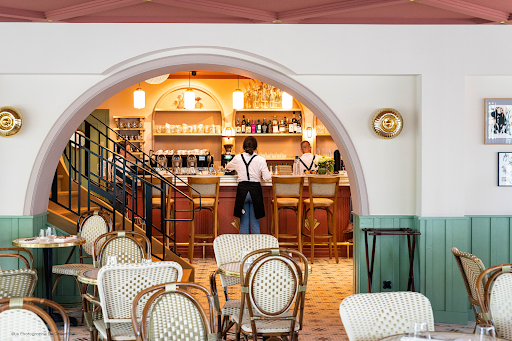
xmin=149 ymin=174 xmax=352 ymax=258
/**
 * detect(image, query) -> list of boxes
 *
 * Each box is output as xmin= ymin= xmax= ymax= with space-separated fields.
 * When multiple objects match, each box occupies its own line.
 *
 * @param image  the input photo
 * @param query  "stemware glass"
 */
xmin=39 ymin=228 xmax=48 ymax=241
xmin=46 ymin=226 xmax=57 ymax=242
xmin=105 ymin=255 xmax=118 ymax=266
xmin=475 ymin=324 xmax=496 ymax=341
xmin=409 ymin=321 xmax=430 ymax=339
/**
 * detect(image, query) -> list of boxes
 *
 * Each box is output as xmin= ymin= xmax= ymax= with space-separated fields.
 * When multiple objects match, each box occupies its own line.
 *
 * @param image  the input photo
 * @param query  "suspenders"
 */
xmin=241 ymin=154 xmax=257 ymax=180
xmin=299 ymin=155 xmax=316 ymax=171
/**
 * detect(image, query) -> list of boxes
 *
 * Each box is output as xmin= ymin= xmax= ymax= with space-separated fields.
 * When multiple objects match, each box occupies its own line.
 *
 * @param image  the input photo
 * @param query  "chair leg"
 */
xmin=310 ymin=208 xmax=315 ymax=264
xmin=51 ymin=274 xmax=62 ymax=294
xmin=296 ymin=206 xmax=303 ymax=253
xmin=189 ymin=210 xmax=195 ymax=262
xmin=274 ymin=205 xmax=279 ymax=242
xmin=332 ymin=207 xmax=339 ymax=263
xmin=327 ymin=210 xmax=333 ymax=259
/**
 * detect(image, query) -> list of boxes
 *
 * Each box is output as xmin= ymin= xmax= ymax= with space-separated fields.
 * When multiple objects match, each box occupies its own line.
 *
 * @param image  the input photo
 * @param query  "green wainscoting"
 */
xmin=0 ymin=213 xmax=84 ymax=303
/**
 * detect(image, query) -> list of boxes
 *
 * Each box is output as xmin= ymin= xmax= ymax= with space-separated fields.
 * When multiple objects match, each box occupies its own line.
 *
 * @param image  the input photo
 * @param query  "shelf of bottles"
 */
xmin=113 ymin=116 xmax=145 ymax=144
xmin=234 ymin=111 xmax=303 ymax=136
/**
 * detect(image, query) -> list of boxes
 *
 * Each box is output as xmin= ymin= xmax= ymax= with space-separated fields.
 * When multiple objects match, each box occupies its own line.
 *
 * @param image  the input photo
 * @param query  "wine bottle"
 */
xmin=288 ymin=114 xmax=294 ymax=133
xmin=256 ymin=119 xmax=262 ymax=134
xmin=262 ymin=118 xmax=268 ymax=133
xmin=296 ymin=113 xmax=302 ymax=134
xmin=241 ymin=115 xmax=246 ymax=134
xmin=292 ymin=112 xmax=298 ymax=133
xmin=251 ymin=119 xmax=256 ymax=133
xmin=236 ymin=117 xmax=241 ymax=134
xmin=279 ymin=119 xmax=286 ymax=133
xmin=272 ymin=115 xmax=279 ymax=134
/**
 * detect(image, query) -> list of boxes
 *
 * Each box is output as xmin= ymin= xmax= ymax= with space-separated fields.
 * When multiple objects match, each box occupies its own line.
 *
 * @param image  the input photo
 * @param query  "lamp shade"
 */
xmin=282 ymin=92 xmax=293 ymax=110
xmin=184 ymin=89 xmax=195 ymax=110
xmin=233 ymin=89 xmax=244 ymax=109
xmin=134 ymin=88 xmax=145 ymax=109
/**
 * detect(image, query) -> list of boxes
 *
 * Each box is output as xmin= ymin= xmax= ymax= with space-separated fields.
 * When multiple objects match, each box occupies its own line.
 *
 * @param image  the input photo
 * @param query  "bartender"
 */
xmin=297 ymin=141 xmax=321 ymax=174
xmin=226 ymin=136 xmax=271 ymax=234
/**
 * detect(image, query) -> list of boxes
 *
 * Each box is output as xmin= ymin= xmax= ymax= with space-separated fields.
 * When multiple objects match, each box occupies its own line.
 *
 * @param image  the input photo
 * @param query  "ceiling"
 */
xmin=0 ymin=0 xmax=510 ymax=24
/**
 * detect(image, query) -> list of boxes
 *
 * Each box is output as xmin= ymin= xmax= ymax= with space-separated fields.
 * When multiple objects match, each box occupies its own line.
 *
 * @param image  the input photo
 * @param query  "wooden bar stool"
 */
xmin=271 ymin=176 xmax=304 ymax=252
xmin=302 ymin=176 xmax=339 ymax=264
xmin=188 ymin=176 xmax=221 ymax=262
xmin=150 ymin=177 xmax=175 ymax=248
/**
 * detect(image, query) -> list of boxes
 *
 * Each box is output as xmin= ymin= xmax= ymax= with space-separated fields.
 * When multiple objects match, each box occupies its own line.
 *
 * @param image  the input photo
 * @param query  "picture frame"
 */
xmin=485 ymin=99 xmax=512 ymax=144
xmin=498 ymin=152 xmax=512 ymax=186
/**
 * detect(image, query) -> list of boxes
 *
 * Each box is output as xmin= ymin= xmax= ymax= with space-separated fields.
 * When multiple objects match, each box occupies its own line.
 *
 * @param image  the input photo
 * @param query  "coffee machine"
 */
xmin=221 ymin=143 xmax=234 ymax=168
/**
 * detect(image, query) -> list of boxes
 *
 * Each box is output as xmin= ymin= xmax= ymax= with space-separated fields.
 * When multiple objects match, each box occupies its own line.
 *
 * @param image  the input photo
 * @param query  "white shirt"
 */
xmin=226 ymin=152 xmax=272 ymax=183
xmin=297 ymin=153 xmax=321 ymax=174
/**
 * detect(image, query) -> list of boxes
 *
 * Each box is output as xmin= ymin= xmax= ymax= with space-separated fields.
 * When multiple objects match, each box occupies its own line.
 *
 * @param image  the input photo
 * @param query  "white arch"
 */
xmin=25 ymin=53 xmax=369 ymax=216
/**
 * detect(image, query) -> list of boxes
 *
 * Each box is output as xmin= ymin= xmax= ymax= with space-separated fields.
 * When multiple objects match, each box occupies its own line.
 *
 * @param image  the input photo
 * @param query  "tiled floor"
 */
xmin=65 ymin=258 xmax=474 ymax=340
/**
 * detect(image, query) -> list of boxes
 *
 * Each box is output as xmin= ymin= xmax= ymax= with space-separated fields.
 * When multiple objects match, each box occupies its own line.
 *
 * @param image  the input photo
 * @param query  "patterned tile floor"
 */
xmin=65 ymin=258 xmax=474 ymax=340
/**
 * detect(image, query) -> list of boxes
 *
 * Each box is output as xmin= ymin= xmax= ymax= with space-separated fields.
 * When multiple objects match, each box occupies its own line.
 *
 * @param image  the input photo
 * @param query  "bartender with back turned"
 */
xmin=226 ymin=136 xmax=271 ymax=234
xmin=296 ymin=140 xmax=321 ymax=174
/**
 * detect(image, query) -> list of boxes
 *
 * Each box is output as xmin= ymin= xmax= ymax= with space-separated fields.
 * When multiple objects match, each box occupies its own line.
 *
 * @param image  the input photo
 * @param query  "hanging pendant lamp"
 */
xmin=233 ymin=75 xmax=244 ymax=110
xmin=134 ymin=83 xmax=145 ymax=109
xmin=282 ymin=92 xmax=293 ymax=110
xmin=184 ymin=71 xmax=196 ymax=110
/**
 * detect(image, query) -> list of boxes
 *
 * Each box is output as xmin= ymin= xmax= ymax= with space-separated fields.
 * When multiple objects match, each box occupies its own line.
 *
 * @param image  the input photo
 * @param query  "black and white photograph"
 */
xmin=485 ymin=99 xmax=512 ymax=144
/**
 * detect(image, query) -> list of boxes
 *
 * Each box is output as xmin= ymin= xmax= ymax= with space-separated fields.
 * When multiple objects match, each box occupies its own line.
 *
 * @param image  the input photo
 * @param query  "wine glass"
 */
xmin=39 ymin=228 xmax=48 ymax=242
xmin=409 ymin=321 xmax=430 ymax=339
xmin=105 ymin=255 xmax=118 ymax=266
xmin=475 ymin=324 xmax=496 ymax=341
xmin=46 ymin=226 xmax=56 ymax=242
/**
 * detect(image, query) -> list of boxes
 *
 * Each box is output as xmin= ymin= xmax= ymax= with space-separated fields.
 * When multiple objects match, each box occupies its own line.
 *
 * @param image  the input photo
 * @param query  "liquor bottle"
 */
xmin=246 ymin=119 xmax=251 ymax=134
xmin=251 ymin=120 xmax=256 ymax=133
xmin=262 ymin=118 xmax=268 ymax=133
xmin=256 ymin=119 xmax=262 ymax=134
xmin=279 ymin=119 xmax=286 ymax=133
xmin=241 ymin=115 xmax=246 ymax=134
xmin=272 ymin=115 xmax=279 ymax=134
xmin=236 ymin=118 xmax=241 ymax=134
xmin=296 ymin=113 xmax=302 ymax=134
xmin=268 ymin=118 xmax=273 ymax=133
xmin=292 ymin=112 xmax=298 ymax=133
xmin=288 ymin=114 xmax=294 ymax=133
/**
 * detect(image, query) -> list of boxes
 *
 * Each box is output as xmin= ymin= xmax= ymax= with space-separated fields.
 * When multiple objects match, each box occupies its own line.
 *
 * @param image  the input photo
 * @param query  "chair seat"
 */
xmin=232 ymin=313 xmax=299 ymax=333
xmin=52 ymin=263 xmax=94 ymax=276
xmin=303 ymin=198 xmax=334 ymax=207
xmin=94 ymin=320 xmax=135 ymax=340
xmin=193 ymin=198 xmax=216 ymax=207
xmin=273 ymin=198 xmax=299 ymax=207
xmin=152 ymin=197 xmax=174 ymax=208
xmin=222 ymin=299 xmax=241 ymax=316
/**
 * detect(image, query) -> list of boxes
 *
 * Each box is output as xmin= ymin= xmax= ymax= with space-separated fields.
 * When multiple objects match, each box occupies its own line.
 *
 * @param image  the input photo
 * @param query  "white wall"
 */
xmin=2 ymin=24 xmax=512 ymax=217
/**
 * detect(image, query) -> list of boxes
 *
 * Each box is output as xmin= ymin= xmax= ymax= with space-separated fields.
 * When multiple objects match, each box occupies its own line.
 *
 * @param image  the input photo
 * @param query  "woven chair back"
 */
xmin=213 ymin=234 xmax=279 ymax=288
xmin=339 ymin=291 xmax=434 ymax=341
xmin=150 ymin=177 xmax=168 ymax=197
xmin=0 ymin=297 xmax=69 ymax=341
xmin=93 ymin=231 xmax=151 ymax=267
xmin=132 ymin=283 xmax=215 ymax=341
xmin=79 ymin=211 xmax=112 ymax=256
xmin=309 ymin=176 xmax=339 ymax=197
xmin=273 ymin=176 xmax=303 ymax=197
xmin=0 ymin=247 xmax=34 ymax=269
xmin=189 ymin=177 xmax=220 ymax=197
xmin=0 ymin=269 xmax=38 ymax=298
xmin=451 ymin=247 xmax=486 ymax=308
xmin=97 ymin=262 xmax=183 ymax=323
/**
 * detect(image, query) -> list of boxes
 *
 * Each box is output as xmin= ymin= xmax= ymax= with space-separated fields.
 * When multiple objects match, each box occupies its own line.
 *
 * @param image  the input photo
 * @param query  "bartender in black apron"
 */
xmin=297 ymin=140 xmax=321 ymax=174
xmin=226 ymin=136 xmax=272 ymax=234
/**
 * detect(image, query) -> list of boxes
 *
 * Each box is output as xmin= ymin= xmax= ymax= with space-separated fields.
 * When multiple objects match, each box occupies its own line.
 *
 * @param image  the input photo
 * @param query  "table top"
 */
xmin=380 ymin=331 xmax=506 ymax=341
xmin=219 ymin=261 xmax=312 ymax=278
xmin=77 ymin=268 xmax=99 ymax=285
xmin=12 ymin=236 xmax=86 ymax=249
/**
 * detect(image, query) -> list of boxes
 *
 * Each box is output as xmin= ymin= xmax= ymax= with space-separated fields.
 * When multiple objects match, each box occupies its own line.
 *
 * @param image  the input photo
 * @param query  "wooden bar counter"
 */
xmin=152 ymin=174 xmax=351 ymax=258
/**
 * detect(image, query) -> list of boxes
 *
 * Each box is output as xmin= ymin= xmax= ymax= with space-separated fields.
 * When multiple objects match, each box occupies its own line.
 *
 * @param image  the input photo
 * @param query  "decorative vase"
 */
xmin=318 ymin=167 xmax=327 ymax=175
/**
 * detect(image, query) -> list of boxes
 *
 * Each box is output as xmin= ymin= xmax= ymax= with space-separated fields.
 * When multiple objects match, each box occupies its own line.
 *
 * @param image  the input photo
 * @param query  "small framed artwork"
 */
xmin=485 ymin=99 xmax=512 ymax=144
xmin=498 ymin=152 xmax=512 ymax=186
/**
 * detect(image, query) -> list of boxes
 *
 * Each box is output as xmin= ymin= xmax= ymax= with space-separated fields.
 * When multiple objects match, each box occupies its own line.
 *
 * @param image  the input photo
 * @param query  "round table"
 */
xmin=380 ymin=331 xmax=506 ymax=341
xmin=219 ymin=261 xmax=312 ymax=277
xmin=12 ymin=236 xmax=85 ymax=325
xmin=78 ymin=268 xmax=99 ymax=285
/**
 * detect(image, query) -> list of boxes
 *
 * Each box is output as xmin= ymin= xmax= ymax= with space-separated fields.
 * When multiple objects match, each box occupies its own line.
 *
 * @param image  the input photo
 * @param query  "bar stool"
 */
xmin=150 ymin=177 xmax=175 ymax=248
xmin=271 ymin=176 xmax=304 ymax=252
xmin=188 ymin=176 xmax=221 ymax=262
xmin=302 ymin=176 xmax=339 ymax=263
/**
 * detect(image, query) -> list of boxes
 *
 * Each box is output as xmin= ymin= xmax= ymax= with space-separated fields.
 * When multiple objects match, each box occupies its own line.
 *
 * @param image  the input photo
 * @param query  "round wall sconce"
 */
xmin=372 ymin=108 xmax=403 ymax=139
xmin=0 ymin=106 xmax=23 ymax=138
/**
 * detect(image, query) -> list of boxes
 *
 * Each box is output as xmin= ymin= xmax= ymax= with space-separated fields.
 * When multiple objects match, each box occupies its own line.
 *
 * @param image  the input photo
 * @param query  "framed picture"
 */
xmin=485 ymin=99 xmax=512 ymax=144
xmin=498 ymin=152 xmax=512 ymax=186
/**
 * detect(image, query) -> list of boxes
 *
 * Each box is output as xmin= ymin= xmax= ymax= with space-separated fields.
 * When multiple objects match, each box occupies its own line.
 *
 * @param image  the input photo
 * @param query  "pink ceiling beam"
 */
xmin=46 ymin=0 xmax=141 ymax=21
xmin=419 ymin=0 xmax=509 ymax=23
xmin=65 ymin=15 xmax=255 ymax=23
xmin=0 ymin=6 xmax=45 ymax=21
xmin=152 ymin=0 xmax=277 ymax=22
xmin=277 ymin=0 xmax=408 ymax=22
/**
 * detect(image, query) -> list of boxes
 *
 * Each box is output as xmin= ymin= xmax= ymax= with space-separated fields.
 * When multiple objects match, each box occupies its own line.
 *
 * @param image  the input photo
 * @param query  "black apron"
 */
xmin=299 ymin=155 xmax=316 ymax=172
xmin=233 ymin=154 xmax=265 ymax=219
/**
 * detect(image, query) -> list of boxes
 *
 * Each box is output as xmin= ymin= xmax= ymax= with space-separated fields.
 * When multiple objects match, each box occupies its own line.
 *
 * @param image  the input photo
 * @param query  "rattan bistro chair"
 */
xmin=92 ymin=230 xmax=151 ymax=267
xmin=271 ymin=176 xmax=304 ymax=252
xmin=451 ymin=247 xmax=487 ymax=325
xmin=211 ymin=234 xmax=279 ymax=338
xmin=339 ymin=292 xmax=435 ymax=341
xmin=234 ymin=248 xmax=309 ymax=341
xmin=52 ymin=210 xmax=112 ymax=294
xmin=476 ymin=264 xmax=512 ymax=340
xmin=302 ymin=176 xmax=340 ymax=263
xmin=188 ymin=176 xmax=221 ymax=262
xmin=0 ymin=297 xmax=69 ymax=341
xmin=0 ymin=248 xmax=37 ymax=298
xmin=132 ymin=282 xmax=217 ymax=341
xmin=83 ymin=262 xmax=183 ymax=341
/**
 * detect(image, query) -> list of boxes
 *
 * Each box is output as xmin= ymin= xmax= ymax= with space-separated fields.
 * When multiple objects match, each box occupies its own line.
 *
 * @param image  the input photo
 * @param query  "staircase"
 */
xmin=49 ymin=116 xmax=198 ymax=281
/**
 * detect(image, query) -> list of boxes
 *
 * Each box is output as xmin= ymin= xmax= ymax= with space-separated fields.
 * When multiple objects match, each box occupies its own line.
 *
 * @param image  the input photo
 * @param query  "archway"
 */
xmin=25 ymin=53 xmax=369 ymax=218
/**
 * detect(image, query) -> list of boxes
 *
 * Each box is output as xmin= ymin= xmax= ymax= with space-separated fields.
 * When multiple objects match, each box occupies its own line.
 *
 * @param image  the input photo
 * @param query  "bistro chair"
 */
xmin=271 ymin=176 xmax=304 ymax=252
xmin=52 ymin=210 xmax=112 ymax=295
xmin=0 ymin=248 xmax=37 ymax=298
xmin=92 ymin=230 xmax=151 ymax=267
xmin=83 ymin=262 xmax=183 ymax=341
xmin=0 ymin=297 xmax=69 ymax=341
xmin=149 ymin=177 xmax=175 ymax=248
xmin=234 ymin=248 xmax=309 ymax=341
xmin=211 ymin=234 xmax=279 ymax=338
xmin=132 ymin=282 xmax=217 ymax=341
xmin=188 ymin=176 xmax=221 ymax=262
xmin=476 ymin=264 xmax=512 ymax=340
xmin=339 ymin=292 xmax=434 ymax=341
xmin=451 ymin=247 xmax=487 ymax=325
xmin=302 ymin=176 xmax=340 ymax=263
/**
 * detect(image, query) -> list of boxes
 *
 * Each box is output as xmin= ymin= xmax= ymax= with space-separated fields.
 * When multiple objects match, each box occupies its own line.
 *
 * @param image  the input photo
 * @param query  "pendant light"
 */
xmin=184 ymin=71 xmax=196 ymax=110
xmin=133 ymin=83 xmax=145 ymax=109
xmin=282 ymin=92 xmax=293 ymax=110
xmin=232 ymin=75 xmax=244 ymax=110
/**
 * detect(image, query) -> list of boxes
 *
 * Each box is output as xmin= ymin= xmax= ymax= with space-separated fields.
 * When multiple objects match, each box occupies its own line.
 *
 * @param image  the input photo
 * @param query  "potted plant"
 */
xmin=315 ymin=156 xmax=334 ymax=175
